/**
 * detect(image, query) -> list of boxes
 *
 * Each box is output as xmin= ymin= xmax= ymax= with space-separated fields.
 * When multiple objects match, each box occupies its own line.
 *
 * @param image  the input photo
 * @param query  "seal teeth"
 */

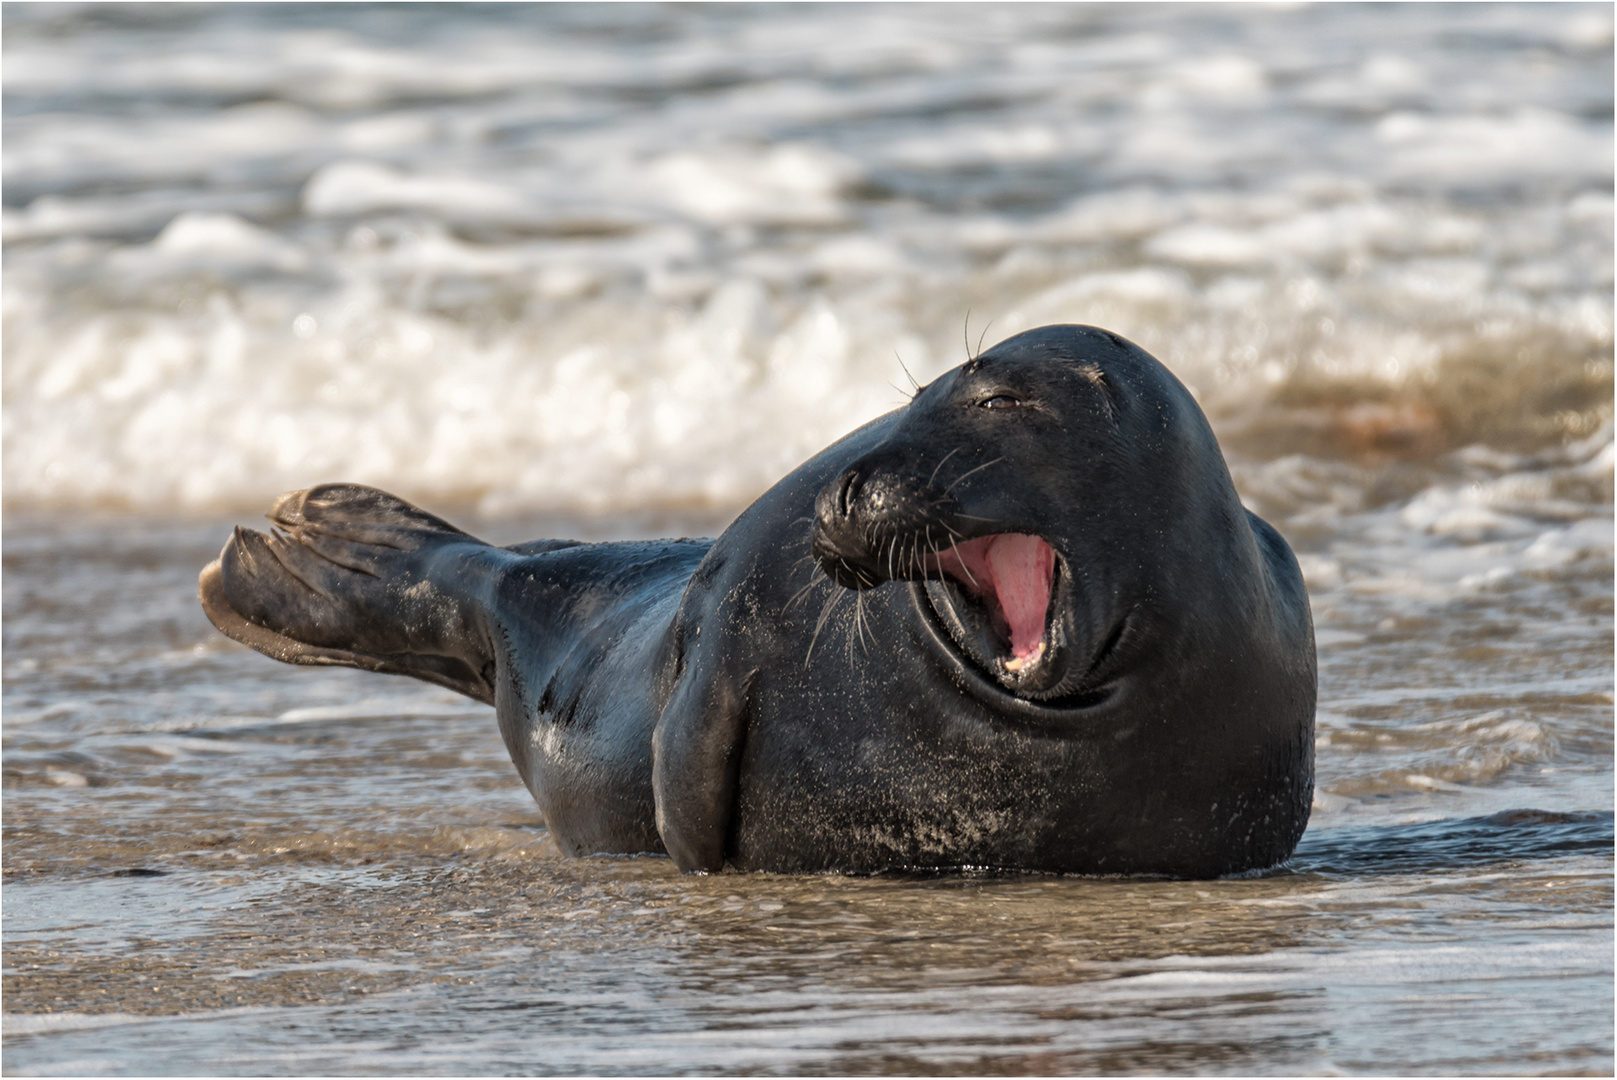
xmin=1003 ymin=641 xmax=1046 ymax=673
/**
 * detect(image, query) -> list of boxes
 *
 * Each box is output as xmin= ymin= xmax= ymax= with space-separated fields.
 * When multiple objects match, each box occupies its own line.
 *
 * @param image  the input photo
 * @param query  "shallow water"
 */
xmin=2 ymin=3 xmax=1613 ymax=1076
xmin=3 ymin=502 xmax=1611 ymax=1075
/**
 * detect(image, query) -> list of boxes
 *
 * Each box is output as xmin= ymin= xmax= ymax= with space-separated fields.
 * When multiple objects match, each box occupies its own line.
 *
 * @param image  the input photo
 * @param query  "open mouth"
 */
xmin=923 ymin=533 xmax=1063 ymax=692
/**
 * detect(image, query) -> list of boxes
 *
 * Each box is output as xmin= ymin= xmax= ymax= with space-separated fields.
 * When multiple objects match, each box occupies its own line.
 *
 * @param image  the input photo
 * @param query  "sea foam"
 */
xmin=3 ymin=4 xmax=1610 ymax=515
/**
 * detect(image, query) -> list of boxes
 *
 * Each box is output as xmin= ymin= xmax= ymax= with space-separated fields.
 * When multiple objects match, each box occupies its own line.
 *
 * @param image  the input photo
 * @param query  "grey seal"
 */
xmin=200 ymin=324 xmax=1316 ymax=876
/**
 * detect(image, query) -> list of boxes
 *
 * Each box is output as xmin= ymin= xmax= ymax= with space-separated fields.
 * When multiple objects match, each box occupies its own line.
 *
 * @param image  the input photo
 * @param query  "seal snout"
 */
xmin=812 ymin=456 xmax=1066 ymax=689
xmin=811 ymin=463 xmax=954 ymax=591
xmin=811 ymin=465 xmax=879 ymax=589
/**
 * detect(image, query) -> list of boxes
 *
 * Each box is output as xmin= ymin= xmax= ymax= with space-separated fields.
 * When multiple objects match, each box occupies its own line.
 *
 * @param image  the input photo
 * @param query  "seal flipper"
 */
xmin=653 ymin=650 xmax=757 ymax=873
xmin=199 ymin=483 xmax=501 ymax=704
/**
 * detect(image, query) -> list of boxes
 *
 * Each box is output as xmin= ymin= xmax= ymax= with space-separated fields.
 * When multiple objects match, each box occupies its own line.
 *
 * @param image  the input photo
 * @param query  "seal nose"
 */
xmin=812 ymin=466 xmax=884 ymax=589
xmin=833 ymin=466 xmax=862 ymax=519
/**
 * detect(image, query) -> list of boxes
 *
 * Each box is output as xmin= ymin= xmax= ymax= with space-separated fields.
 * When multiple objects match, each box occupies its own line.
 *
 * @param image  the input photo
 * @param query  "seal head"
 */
xmin=658 ymin=324 xmax=1316 ymax=875
xmin=811 ymin=324 xmax=1258 ymax=709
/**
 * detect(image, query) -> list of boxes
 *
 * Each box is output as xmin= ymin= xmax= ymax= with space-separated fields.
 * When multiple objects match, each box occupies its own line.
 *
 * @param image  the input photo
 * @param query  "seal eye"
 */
xmin=979 ymin=394 xmax=1022 ymax=410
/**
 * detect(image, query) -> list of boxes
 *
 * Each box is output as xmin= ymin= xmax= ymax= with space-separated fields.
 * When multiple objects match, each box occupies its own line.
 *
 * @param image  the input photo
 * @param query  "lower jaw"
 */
xmin=995 ymin=645 xmax=1068 ymax=697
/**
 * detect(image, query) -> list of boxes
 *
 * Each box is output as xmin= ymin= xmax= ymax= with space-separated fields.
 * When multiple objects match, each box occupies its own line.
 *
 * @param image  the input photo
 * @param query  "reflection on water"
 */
xmin=4 ymin=813 xmax=1612 ymax=1075
xmin=2 ymin=828 xmax=1611 ymax=1075
xmin=1292 ymin=809 xmax=1613 ymax=875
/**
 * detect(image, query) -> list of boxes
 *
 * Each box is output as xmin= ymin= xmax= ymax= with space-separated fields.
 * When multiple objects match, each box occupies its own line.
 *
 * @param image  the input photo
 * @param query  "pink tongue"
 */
xmin=935 ymin=534 xmax=1055 ymax=660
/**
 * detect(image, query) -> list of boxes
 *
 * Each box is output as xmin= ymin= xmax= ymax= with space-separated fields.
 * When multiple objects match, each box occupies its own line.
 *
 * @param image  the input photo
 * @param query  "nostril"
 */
xmin=835 ymin=468 xmax=862 ymax=518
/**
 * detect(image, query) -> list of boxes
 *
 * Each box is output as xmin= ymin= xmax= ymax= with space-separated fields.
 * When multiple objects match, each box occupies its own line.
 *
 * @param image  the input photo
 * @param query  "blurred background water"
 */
xmin=3 ymin=3 xmax=1611 ymax=1075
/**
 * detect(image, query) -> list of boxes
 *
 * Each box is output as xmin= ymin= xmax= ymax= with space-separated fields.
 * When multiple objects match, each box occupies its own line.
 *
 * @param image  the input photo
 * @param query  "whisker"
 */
xmin=785 ymin=572 xmax=827 ymax=613
xmin=895 ymin=351 xmax=921 ymax=396
xmin=946 ymin=456 xmax=1005 ymax=494
xmin=933 ymin=568 xmax=968 ymax=641
xmin=932 ymin=523 xmax=981 ymax=590
xmin=805 ymin=589 xmax=847 ymax=668
xmin=927 ymin=447 xmax=961 ymax=487
xmin=854 ymin=591 xmax=873 ymax=655
xmin=843 ymin=590 xmax=865 ymax=665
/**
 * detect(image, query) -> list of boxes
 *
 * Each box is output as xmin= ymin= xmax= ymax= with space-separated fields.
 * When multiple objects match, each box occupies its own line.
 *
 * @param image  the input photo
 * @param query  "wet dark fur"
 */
xmin=201 ymin=325 xmax=1316 ymax=875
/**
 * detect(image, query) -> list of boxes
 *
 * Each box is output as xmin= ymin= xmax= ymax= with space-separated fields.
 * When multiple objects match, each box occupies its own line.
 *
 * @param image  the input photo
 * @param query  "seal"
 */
xmin=200 ymin=324 xmax=1316 ymax=876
